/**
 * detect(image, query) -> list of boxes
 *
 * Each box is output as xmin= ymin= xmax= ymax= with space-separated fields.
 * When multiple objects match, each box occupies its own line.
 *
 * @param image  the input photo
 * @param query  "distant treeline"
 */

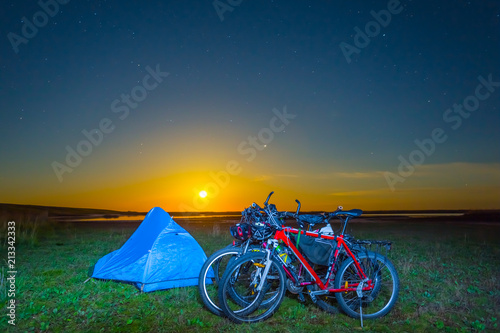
xmin=0 ymin=203 xmax=145 ymax=220
xmin=0 ymin=203 xmax=498 ymax=222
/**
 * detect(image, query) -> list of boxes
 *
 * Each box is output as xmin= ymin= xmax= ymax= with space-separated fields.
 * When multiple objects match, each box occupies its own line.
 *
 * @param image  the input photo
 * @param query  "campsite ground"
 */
xmin=1 ymin=213 xmax=499 ymax=332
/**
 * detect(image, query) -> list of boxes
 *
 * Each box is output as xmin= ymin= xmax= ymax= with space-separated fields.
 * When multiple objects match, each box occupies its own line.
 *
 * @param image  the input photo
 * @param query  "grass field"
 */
xmin=1 ymin=215 xmax=499 ymax=332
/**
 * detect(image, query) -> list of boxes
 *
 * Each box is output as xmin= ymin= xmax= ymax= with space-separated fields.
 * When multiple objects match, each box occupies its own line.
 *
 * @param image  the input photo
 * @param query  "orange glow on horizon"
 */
xmin=2 ymin=163 xmax=499 ymax=212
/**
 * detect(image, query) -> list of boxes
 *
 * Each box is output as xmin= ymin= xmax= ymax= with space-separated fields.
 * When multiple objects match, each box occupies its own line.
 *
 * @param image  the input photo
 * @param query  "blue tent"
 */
xmin=91 ymin=207 xmax=208 ymax=292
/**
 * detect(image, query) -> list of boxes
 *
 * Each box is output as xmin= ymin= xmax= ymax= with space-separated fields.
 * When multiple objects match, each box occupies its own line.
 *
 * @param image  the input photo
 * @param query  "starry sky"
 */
xmin=1 ymin=0 xmax=499 ymax=212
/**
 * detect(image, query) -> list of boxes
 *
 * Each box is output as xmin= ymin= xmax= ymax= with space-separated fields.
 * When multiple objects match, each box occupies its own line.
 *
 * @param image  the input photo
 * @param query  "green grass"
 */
xmin=1 ymin=219 xmax=499 ymax=332
xmin=0 ymin=215 xmax=57 ymax=248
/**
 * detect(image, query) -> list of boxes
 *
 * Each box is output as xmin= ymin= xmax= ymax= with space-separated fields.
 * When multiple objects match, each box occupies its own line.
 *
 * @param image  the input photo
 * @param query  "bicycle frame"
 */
xmin=273 ymin=226 xmax=374 ymax=294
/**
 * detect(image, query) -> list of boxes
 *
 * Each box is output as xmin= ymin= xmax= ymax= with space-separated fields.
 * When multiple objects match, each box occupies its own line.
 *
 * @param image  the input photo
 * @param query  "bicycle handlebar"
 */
xmin=295 ymin=199 xmax=301 ymax=215
xmin=263 ymin=191 xmax=274 ymax=207
xmin=243 ymin=193 xmax=363 ymax=236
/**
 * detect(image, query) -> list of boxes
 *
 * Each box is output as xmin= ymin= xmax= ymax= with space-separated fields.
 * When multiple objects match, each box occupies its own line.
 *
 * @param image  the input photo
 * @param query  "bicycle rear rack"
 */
xmin=352 ymin=239 xmax=392 ymax=255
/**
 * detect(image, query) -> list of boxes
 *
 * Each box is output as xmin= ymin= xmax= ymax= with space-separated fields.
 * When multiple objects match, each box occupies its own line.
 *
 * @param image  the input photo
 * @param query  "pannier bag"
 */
xmin=292 ymin=234 xmax=336 ymax=266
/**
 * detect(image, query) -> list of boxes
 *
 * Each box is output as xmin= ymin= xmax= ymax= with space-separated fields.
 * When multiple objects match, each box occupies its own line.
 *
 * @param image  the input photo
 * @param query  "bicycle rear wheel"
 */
xmin=334 ymin=252 xmax=399 ymax=319
xmin=218 ymin=252 xmax=286 ymax=323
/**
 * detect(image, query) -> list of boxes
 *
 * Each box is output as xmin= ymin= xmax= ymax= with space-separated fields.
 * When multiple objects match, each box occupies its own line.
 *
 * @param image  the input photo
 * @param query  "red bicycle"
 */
xmin=218 ymin=193 xmax=399 ymax=324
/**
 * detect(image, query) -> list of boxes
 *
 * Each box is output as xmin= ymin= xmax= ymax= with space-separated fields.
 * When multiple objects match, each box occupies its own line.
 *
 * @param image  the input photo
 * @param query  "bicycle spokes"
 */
xmin=218 ymin=252 xmax=287 ymax=323
xmin=335 ymin=253 xmax=399 ymax=319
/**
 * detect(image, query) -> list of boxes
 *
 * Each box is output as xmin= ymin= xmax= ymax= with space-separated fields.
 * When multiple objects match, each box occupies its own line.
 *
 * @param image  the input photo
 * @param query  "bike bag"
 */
xmin=291 ymin=233 xmax=336 ymax=266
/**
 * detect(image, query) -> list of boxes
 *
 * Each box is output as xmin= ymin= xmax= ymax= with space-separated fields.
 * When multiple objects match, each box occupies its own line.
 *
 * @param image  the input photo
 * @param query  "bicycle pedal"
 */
xmin=308 ymin=290 xmax=317 ymax=303
xmin=298 ymin=292 xmax=306 ymax=303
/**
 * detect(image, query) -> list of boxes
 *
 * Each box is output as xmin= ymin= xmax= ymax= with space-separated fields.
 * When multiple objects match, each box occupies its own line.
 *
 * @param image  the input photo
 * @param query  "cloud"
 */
xmin=415 ymin=162 xmax=500 ymax=177
xmin=324 ymin=162 xmax=500 ymax=181
xmin=252 ymin=174 xmax=298 ymax=182
xmin=329 ymin=189 xmax=386 ymax=197
xmin=252 ymin=175 xmax=273 ymax=182
xmin=334 ymin=171 xmax=385 ymax=179
xmin=399 ymin=162 xmax=500 ymax=188
xmin=309 ymin=170 xmax=385 ymax=180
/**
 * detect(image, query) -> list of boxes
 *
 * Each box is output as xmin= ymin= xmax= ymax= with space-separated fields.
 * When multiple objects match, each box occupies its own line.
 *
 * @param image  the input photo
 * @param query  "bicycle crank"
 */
xmin=286 ymin=279 xmax=303 ymax=294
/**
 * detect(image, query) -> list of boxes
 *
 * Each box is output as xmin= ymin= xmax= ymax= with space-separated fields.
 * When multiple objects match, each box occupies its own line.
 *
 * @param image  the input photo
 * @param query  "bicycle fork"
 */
xmin=254 ymin=239 xmax=278 ymax=292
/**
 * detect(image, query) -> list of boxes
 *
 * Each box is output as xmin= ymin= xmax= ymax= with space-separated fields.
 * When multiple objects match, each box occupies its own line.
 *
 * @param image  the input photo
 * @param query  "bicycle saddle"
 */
xmin=296 ymin=214 xmax=326 ymax=226
xmin=336 ymin=209 xmax=362 ymax=217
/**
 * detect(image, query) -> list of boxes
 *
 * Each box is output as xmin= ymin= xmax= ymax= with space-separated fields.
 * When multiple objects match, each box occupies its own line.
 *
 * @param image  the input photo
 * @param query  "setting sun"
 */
xmin=199 ymin=190 xmax=207 ymax=198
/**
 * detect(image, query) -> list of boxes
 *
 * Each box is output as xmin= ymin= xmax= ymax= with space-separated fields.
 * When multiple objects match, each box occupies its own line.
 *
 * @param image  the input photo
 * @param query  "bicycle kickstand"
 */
xmin=356 ymin=279 xmax=368 ymax=329
xmin=359 ymin=301 xmax=363 ymax=328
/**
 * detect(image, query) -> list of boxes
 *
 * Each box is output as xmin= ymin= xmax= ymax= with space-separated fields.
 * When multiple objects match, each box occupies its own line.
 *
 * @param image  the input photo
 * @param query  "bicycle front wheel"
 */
xmin=198 ymin=246 xmax=241 ymax=316
xmin=198 ymin=244 xmax=263 ymax=317
xmin=218 ymin=252 xmax=287 ymax=323
xmin=334 ymin=252 xmax=399 ymax=319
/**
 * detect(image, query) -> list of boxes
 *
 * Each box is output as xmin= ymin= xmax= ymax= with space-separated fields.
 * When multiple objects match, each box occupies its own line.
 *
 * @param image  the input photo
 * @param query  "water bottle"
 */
xmin=276 ymin=244 xmax=291 ymax=264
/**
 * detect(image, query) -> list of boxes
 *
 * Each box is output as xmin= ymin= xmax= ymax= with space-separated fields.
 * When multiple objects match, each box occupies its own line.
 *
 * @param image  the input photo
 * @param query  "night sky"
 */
xmin=1 ymin=0 xmax=499 ymax=212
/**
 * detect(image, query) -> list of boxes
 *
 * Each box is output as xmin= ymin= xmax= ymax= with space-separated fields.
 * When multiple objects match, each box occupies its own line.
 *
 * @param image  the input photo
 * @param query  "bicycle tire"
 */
xmin=218 ymin=252 xmax=287 ymax=323
xmin=334 ymin=252 xmax=399 ymax=319
xmin=311 ymin=250 xmax=381 ymax=314
xmin=198 ymin=245 xmax=263 ymax=316
xmin=198 ymin=246 xmax=241 ymax=316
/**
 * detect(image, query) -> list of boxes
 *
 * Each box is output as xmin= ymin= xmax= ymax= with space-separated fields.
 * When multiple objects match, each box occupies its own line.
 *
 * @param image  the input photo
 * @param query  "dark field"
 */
xmin=1 ymin=212 xmax=499 ymax=332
